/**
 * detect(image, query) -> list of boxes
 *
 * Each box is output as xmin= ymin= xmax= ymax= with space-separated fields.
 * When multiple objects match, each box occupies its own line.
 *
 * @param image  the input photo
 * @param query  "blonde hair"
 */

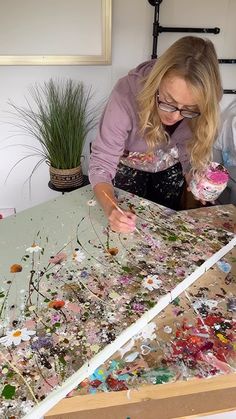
xmin=137 ymin=36 xmax=222 ymax=172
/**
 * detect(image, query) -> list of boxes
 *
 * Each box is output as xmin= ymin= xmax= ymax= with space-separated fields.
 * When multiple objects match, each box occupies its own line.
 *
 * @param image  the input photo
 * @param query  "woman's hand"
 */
xmin=108 ymin=208 xmax=136 ymax=233
xmin=185 ymin=173 xmax=210 ymax=205
xmin=93 ymin=183 xmax=137 ymax=232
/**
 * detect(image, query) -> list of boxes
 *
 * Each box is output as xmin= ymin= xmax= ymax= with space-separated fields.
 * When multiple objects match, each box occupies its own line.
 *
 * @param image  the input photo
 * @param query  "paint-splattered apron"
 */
xmin=114 ymin=122 xmax=186 ymax=210
xmin=114 ymin=161 xmax=185 ymax=210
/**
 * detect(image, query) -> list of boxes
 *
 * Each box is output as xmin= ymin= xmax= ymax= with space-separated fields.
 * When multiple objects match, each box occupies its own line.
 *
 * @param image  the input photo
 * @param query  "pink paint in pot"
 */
xmin=189 ymin=162 xmax=229 ymax=202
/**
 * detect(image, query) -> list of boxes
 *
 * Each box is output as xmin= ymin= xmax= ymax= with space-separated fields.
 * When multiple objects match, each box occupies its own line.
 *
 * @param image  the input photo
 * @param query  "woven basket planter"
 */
xmin=49 ymin=165 xmax=84 ymax=190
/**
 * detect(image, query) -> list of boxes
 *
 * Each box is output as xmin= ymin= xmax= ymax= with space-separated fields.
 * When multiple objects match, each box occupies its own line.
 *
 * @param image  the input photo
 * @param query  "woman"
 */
xmin=89 ymin=36 xmax=222 ymax=232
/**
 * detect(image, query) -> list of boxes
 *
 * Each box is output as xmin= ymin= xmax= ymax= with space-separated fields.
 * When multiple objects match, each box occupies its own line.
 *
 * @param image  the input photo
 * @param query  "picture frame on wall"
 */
xmin=0 ymin=0 xmax=111 ymax=65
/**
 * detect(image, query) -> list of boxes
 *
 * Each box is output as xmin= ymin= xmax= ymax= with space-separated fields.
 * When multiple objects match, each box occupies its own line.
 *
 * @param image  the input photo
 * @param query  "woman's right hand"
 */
xmin=185 ymin=172 xmax=207 ymax=205
xmin=93 ymin=183 xmax=136 ymax=233
xmin=108 ymin=208 xmax=136 ymax=233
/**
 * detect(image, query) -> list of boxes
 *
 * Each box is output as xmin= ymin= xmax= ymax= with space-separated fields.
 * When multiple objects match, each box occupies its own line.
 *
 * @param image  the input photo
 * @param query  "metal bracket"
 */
xmin=219 ymin=59 xmax=236 ymax=64
xmin=148 ymin=0 xmax=163 ymax=5
xmin=223 ymin=90 xmax=236 ymax=94
xmin=158 ymin=26 xmax=220 ymax=34
xmin=147 ymin=1 xmax=236 ymax=94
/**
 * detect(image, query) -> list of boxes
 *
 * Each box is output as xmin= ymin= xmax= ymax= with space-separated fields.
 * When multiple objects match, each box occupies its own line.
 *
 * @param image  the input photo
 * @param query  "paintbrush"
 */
xmin=102 ymin=191 xmax=161 ymax=249
xmin=102 ymin=190 xmax=142 ymax=235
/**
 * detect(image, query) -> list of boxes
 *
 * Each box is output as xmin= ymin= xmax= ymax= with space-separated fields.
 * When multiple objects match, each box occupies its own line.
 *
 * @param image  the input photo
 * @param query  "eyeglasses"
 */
xmin=156 ymin=94 xmax=200 ymax=119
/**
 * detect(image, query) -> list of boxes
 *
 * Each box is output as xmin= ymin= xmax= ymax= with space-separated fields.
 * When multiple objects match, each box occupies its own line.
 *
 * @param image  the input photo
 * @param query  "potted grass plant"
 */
xmin=8 ymin=78 xmax=97 ymax=190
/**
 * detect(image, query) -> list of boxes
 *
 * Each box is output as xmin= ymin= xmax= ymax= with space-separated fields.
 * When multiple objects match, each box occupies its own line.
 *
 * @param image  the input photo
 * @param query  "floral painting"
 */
xmin=0 ymin=186 xmax=235 ymax=418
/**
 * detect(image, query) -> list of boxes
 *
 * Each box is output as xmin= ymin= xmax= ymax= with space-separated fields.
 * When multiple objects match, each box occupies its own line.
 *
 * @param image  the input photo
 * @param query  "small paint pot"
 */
xmin=189 ymin=162 xmax=229 ymax=202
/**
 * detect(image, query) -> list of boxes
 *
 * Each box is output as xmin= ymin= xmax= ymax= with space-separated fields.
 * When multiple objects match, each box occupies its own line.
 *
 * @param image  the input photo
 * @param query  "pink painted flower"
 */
xmin=175 ymin=268 xmax=186 ymax=277
xmin=51 ymin=313 xmax=61 ymax=324
xmin=132 ymin=302 xmax=145 ymax=313
xmin=66 ymin=302 xmax=81 ymax=313
xmin=49 ymin=252 xmax=67 ymax=264
xmin=118 ymin=275 xmax=133 ymax=285
xmin=86 ymin=330 xmax=98 ymax=344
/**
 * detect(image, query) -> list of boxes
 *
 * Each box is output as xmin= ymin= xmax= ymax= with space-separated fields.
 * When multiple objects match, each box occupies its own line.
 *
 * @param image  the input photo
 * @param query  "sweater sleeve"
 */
xmin=88 ymin=81 xmax=133 ymax=188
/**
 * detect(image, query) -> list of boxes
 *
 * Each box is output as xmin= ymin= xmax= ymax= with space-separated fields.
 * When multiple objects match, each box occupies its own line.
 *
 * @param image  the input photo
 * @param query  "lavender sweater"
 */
xmin=89 ymin=60 xmax=192 ymax=188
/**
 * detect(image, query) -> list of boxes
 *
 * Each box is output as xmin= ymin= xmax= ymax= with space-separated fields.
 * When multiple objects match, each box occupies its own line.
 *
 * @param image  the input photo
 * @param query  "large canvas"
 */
xmin=0 ymin=186 xmax=235 ymax=418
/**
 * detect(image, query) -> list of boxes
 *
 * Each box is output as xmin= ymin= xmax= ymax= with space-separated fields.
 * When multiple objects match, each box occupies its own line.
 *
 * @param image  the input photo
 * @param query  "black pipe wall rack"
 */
xmin=219 ymin=59 xmax=236 ymax=64
xmin=224 ymin=89 xmax=236 ymax=94
xmin=158 ymin=27 xmax=220 ymax=35
xmin=148 ymin=0 xmax=220 ymax=59
xmin=148 ymin=0 xmax=236 ymax=94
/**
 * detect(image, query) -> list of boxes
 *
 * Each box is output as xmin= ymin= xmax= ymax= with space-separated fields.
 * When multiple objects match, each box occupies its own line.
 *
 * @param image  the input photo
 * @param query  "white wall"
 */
xmin=0 ymin=0 xmax=235 ymax=212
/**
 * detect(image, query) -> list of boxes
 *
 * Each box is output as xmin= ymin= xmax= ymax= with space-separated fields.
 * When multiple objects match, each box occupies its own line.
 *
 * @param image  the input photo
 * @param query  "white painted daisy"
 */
xmin=26 ymin=243 xmax=42 ymax=253
xmin=87 ymin=199 xmax=97 ymax=207
xmin=163 ymin=325 xmax=172 ymax=334
xmin=73 ymin=249 xmax=86 ymax=263
xmin=142 ymin=274 xmax=162 ymax=291
xmin=0 ymin=328 xmax=36 ymax=347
